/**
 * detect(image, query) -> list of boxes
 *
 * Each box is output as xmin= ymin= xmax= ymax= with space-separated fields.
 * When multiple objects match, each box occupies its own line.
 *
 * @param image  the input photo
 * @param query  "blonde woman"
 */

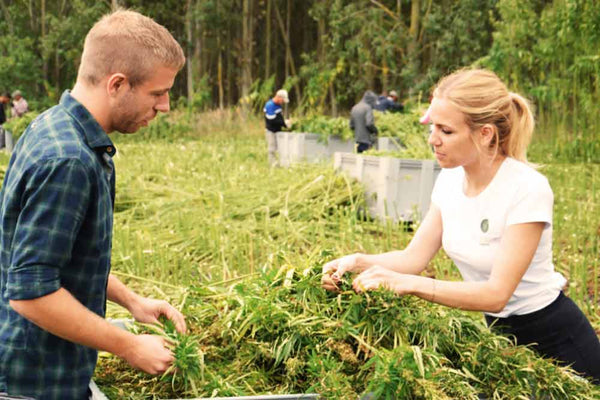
xmin=322 ymin=69 xmax=600 ymax=383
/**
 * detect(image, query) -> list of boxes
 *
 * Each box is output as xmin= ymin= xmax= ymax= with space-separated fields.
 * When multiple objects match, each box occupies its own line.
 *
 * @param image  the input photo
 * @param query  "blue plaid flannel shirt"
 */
xmin=0 ymin=91 xmax=116 ymax=400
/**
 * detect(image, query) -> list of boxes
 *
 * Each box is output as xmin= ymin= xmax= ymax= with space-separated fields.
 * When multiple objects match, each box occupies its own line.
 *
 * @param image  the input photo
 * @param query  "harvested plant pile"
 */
xmin=290 ymin=114 xmax=354 ymax=141
xmin=96 ymin=261 xmax=599 ymax=399
xmin=368 ymin=110 xmax=434 ymax=160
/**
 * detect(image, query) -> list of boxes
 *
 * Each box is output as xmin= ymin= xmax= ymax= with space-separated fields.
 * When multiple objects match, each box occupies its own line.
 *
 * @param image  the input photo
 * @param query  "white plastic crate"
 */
xmin=376 ymin=136 xmax=403 ymax=152
xmin=334 ymin=152 xmax=441 ymax=222
xmin=275 ymin=132 xmax=354 ymax=167
xmin=275 ymin=132 xmax=403 ymax=167
xmin=1 ymin=129 xmax=13 ymax=153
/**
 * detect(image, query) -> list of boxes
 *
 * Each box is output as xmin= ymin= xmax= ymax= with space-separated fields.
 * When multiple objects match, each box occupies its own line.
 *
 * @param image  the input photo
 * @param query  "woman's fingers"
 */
xmin=322 ymin=259 xmax=339 ymax=275
xmin=331 ymin=255 xmax=357 ymax=281
xmin=321 ymin=273 xmax=340 ymax=292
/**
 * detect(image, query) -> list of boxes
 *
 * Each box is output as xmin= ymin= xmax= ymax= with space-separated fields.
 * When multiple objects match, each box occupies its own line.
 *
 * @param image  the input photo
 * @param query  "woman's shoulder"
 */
xmin=503 ymin=158 xmax=552 ymax=195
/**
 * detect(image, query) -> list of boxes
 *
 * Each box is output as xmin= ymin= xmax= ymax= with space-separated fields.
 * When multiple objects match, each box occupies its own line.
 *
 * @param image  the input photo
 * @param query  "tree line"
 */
xmin=0 ymin=0 xmax=598 ymax=135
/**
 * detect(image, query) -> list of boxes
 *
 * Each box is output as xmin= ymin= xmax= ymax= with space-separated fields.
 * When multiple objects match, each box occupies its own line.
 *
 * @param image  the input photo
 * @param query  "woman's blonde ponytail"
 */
xmin=507 ymin=92 xmax=535 ymax=162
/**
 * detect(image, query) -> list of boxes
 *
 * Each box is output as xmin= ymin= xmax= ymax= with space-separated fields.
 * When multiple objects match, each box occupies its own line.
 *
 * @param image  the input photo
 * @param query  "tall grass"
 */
xmin=543 ymin=164 xmax=600 ymax=323
xmin=487 ymin=0 xmax=600 ymax=163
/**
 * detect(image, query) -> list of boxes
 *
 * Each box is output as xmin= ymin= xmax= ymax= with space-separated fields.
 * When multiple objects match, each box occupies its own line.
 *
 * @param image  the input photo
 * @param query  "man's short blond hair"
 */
xmin=78 ymin=9 xmax=185 ymax=87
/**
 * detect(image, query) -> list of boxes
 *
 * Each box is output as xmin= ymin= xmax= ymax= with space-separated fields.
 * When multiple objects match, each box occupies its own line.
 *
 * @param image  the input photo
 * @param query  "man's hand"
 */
xmin=129 ymin=297 xmax=187 ymax=334
xmin=121 ymin=334 xmax=175 ymax=374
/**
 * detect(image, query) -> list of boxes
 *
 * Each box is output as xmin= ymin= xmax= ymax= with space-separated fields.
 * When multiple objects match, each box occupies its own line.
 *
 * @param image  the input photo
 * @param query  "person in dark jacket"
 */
xmin=0 ymin=92 xmax=9 ymax=125
xmin=350 ymin=90 xmax=379 ymax=153
xmin=375 ymin=90 xmax=404 ymax=113
xmin=263 ymin=89 xmax=290 ymax=165
xmin=0 ymin=92 xmax=9 ymax=149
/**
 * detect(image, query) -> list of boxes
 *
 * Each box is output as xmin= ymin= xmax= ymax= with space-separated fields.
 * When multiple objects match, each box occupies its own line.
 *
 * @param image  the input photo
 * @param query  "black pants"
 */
xmin=356 ymin=142 xmax=371 ymax=153
xmin=485 ymin=292 xmax=600 ymax=384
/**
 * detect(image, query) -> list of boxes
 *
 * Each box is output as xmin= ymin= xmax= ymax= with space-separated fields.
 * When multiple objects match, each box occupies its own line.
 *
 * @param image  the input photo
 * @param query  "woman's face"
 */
xmin=427 ymin=97 xmax=480 ymax=169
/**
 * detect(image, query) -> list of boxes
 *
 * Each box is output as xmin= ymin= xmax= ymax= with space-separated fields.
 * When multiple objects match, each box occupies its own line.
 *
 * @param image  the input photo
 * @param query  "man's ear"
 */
xmin=106 ymin=73 xmax=128 ymax=97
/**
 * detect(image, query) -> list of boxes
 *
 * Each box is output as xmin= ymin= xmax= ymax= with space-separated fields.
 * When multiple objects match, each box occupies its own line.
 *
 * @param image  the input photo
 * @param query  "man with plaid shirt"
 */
xmin=0 ymin=10 xmax=187 ymax=399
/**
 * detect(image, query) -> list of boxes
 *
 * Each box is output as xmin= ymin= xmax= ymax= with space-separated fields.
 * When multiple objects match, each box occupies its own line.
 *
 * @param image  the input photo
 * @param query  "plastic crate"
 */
xmin=376 ymin=136 xmax=403 ymax=152
xmin=275 ymin=132 xmax=354 ymax=167
xmin=275 ymin=132 xmax=404 ymax=167
xmin=334 ymin=152 xmax=441 ymax=222
xmin=1 ymin=129 xmax=13 ymax=153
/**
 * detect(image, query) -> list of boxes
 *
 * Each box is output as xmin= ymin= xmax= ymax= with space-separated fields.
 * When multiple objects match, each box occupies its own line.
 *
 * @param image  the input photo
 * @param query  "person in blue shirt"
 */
xmin=264 ymin=89 xmax=290 ymax=165
xmin=0 ymin=10 xmax=187 ymax=400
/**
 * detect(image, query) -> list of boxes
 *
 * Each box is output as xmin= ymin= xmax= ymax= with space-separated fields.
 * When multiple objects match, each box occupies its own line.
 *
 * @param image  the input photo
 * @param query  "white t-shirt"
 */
xmin=431 ymin=157 xmax=566 ymax=318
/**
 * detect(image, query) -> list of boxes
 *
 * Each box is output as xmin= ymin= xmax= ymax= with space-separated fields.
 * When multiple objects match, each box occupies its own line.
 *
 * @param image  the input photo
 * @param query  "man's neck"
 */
xmin=71 ymin=83 xmax=111 ymax=133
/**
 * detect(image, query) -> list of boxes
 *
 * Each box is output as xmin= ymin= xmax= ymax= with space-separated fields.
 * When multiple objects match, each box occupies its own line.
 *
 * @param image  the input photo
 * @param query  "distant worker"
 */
xmin=375 ymin=90 xmax=404 ymax=113
xmin=263 ymin=89 xmax=291 ymax=166
xmin=10 ymin=90 xmax=28 ymax=117
xmin=0 ymin=92 xmax=9 ymax=148
xmin=350 ymin=90 xmax=378 ymax=153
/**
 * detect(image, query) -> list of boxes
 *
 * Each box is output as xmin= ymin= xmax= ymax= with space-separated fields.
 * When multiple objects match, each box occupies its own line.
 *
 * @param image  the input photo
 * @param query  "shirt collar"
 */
xmin=59 ymin=90 xmax=116 ymax=157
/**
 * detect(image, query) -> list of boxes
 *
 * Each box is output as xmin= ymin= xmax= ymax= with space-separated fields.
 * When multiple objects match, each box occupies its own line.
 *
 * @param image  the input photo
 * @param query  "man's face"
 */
xmin=111 ymin=66 xmax=179 ymax=134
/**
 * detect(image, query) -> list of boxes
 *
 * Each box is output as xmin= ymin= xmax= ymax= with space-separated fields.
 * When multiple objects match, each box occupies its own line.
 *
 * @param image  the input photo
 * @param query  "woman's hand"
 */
xmin=321 ymin=253 xmax=368 ymax=291
xmin=352 ymin=265 xmax=412 ymax=295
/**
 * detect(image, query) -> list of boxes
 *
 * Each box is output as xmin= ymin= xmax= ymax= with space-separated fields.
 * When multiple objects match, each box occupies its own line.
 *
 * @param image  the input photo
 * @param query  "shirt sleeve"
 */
xmin=506 ymin=175 xmax=553 ymax=227
xmin=6 ymin=158 xmax=92 ymax=300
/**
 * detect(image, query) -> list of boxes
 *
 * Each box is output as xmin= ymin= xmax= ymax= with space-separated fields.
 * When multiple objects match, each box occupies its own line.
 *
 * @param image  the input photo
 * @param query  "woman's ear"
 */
xmin=479 ymin=124 xmax=496 ymax=147
xmin=106 ymin=73 xmax=128 ymax=97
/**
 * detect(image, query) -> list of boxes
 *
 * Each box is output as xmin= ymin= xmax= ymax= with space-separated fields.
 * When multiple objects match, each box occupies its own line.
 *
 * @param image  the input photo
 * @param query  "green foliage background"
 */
xmin=0 ymin=0 xmax=598 ymax=161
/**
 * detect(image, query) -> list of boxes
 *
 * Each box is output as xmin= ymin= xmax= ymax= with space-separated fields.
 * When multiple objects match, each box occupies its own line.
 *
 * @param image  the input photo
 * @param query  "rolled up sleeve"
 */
xmin=7 ymin=158 xmax=91 ymax=300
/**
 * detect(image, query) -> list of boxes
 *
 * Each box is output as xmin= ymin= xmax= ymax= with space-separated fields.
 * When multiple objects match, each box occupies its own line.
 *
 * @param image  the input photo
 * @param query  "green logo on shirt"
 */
xmin=481 ymin=218 xmax=489 ymax=233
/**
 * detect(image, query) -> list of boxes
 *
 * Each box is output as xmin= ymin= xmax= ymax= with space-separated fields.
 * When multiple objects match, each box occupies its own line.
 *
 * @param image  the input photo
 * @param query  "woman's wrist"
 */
xmin=407 ymin=276 xmax=435 ymax=299
xmin=395 ymin=274 xmax=418 ymax=295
